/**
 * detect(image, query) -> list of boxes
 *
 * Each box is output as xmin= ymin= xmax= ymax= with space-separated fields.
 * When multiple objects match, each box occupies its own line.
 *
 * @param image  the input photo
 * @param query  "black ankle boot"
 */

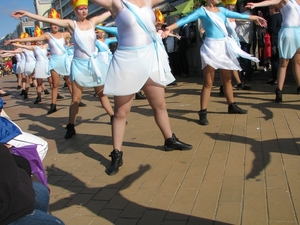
xmin=57 ymin=94 xmax=64 ymax=99
xmin=106 ymin=149 xmax=123 ymax=175
xmin=164 ymin=133 xmax=193 ymax=151
xmin=275 ymin=88 xmax=282 ymax=103
xmin=34 ymin=96 xmax=41 ymax=104
xmin=198 ymin=109 xmax=209 ymax=125
xmin=47 ymin=103 xmax=57 ymax=114
xmin=64 ymin=123 xmax=76 ymax=139
xmin=135 ymin=92 xmax=146 ymax=100
xmin=23 ymin=92 xmax=28 ymax=99
xmin=228 ymin=103 xmax=247 ymax=114
xmin=20 ymin=90 xmax=25 ymax=96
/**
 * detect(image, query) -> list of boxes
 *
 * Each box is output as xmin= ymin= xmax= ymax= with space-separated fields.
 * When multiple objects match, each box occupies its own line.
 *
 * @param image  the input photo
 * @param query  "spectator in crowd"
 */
xmin=0 ymin=143 xmax=65 ymax=225
xmin=266 ymin=5 xmax=282 ymax=85
xmin=0 ymin=98 xmax=48 ymax=161
xmin=236 ymin=0 xmax=255 ymax=82
xmin=177 ymin=14 xmax=190 ymax=78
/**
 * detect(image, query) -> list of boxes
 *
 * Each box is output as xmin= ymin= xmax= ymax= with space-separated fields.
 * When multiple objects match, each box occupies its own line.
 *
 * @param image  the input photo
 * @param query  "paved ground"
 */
xmin=1 ymin=70 xmax=300 ymax=225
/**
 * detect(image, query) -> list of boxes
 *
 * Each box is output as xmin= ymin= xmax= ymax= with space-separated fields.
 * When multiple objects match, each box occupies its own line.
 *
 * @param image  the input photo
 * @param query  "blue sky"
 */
xmin=0 ymin=1 xmax=35 ymax=38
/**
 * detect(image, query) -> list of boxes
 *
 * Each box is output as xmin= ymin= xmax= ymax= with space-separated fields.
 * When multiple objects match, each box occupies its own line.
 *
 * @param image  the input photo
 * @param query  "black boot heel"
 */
xmin=275 ymin=88 xmax=282 ymax=103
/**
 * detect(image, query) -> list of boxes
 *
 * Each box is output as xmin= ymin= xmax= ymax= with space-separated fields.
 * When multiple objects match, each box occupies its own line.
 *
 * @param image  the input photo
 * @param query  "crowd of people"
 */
xmin=0 ymin=0 xmax=299 ymax=223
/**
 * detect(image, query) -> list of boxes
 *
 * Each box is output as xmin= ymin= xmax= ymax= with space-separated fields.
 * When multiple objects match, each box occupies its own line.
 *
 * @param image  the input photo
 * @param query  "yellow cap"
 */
xmin=19 ymin=32 xmax=25 ymax=39
xmin=225 ymin=0 xmax=237 ymax=5
xmin=70 ymin=0 xmax=88 ymax=9
xmin=23 ymin=33 xmax=30 ymax=38
xmin=34 ymin=26 xmax=43 ymax=37
xmin=95 ymin=23 xmax=104 ymax=32
xmin=48 ymin=8 xmax=61 ymax=19
xmin=154 ymin=8 xmax=166 ymax=25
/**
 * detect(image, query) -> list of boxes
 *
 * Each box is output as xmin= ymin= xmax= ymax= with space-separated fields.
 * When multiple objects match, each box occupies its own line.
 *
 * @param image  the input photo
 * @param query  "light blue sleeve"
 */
xmin=175 ymin=8 xmax=203 ymax=28
xmin=222 ymin=8 xmax=250 ymax=20
xmin=95 ymin=25 xmax=119 ymax=39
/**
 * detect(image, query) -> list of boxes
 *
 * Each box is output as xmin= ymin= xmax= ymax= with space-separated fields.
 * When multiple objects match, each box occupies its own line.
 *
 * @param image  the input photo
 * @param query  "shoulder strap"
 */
xmin=35 ymin=46 xmax=47 ymax=60
xmin=48 ymin=32 xmax=67 ymax=53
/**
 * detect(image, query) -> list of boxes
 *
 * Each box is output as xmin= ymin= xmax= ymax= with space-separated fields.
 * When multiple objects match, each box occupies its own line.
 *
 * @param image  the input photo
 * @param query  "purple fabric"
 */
xmin=10 ymin=145 xmax=49 ymax=190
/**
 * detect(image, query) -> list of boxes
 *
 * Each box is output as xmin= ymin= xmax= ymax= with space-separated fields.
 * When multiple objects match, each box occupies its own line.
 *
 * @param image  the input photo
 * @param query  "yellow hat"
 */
xmin=225 ymin=0 xmax=237 ymax=5
xmin=34 ymin=26 xmax=43 ymax=37
xmin=23 ymin=33 xmax=30 ymax=38
xmin=70 ymin=0 xmax=88 ymax=9
xmin=48 ymin=8 xmax=61 ymax=19
xmin=95 ymin=23 xmax=104 ymax=32
xmin=154 ymin=8 xmax=166 ymax=25
xmin=19 ymin=32 xmax=25 ymax=39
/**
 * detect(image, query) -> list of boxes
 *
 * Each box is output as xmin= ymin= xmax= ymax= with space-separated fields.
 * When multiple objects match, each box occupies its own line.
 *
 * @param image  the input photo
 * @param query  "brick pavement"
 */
xmin=1 ymin=71 xmax=300 ymax=225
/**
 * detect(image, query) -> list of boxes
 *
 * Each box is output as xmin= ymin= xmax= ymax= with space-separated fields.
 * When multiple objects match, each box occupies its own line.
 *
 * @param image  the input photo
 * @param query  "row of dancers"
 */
xmin=2 ymin=0 xmax=300 ymax=177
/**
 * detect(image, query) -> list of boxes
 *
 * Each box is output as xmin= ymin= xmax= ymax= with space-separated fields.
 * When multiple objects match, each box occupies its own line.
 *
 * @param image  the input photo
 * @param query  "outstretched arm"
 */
xmin=11 ymin=10 xmax=71 ymax=28
xmin=226 ymin=10 xmax=267 ymax=27
xmin=90 ymin=11 xmax=112 ymax=27
xmin=12 ymin=43 xmax=35 ymax=51
xmin=0 ymin=53 xmax=16 ymax=57
xmin=246 ymin=0 xmax=284 ymax=9
xmin=5 ymin=34 xmax=48 ymax=46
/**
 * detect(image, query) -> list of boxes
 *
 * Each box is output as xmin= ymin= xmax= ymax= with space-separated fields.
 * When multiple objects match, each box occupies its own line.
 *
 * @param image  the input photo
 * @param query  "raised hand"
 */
xmin=246 ymin=2 xmax=256 ymax=9
xmin=256 ymin=16 xmax=267 ymax=27
xmin=11 ymin=10 xmax=27 ymax=18
xmin=4 ymin=40 xmax=12 ymax=46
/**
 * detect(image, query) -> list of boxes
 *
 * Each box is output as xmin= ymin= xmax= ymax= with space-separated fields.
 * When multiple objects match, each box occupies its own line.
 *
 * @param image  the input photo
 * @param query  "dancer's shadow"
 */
xmin=16 ymin=112 xmax=168 ymax=169
xmin=205 ymin=133 xmax=300 ymax=179
xmin=47 ymin=164 xmax=231 ymax=225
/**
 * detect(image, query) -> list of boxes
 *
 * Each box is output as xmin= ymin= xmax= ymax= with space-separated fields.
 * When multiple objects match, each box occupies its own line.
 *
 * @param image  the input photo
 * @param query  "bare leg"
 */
xmin=142 ymin=79 xmax=172 ymax=139
xmin=64 ymin=76 xmax=72 ymax=95
xmin=36 ymin=79 xmax=43 ymax=98
xmin=112 ymin=94 xmax=134 ymax=150
xmin=277 ymin=58 xmax=289 ymax=91
xmin=47 ymin=76 xmax=53 ymax=89
xmin=292 ymin=49 xmax=300 ymax=88
xmin=94 ymin=86 xmax=114 ymax=117
xmin=17 ymin=73 xmax=22 ymax=88
xmin=220 ymin=69 xmax=234 ymax=105
xmin=50 ymin=70 xmax=60 ymax=105
xmin=68 ymin=81 xmax=83 ymax=124
xmin=232 ymin=70 xmax=242 ymax=85
xmin=200 ymin=65 xmax=215 ymax=110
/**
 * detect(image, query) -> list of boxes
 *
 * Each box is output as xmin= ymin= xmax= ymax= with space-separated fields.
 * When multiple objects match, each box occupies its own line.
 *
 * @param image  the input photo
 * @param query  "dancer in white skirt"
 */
xmin=3 ymin=33 xmax=36 ymax=99
xmin=9 ymin=26 xmax=53 ymax=105
xmin=247 ymin=0 xmax=300 ymax=103
xmin=9 ymin=9 xmax=73 ymax=114
xmin=11 ymin=1 xmax=115 ymax=139
xmin=90 ymin=0 xmax=193 ymax=176
xmin=164 ymin=0 xmax=267 ymax=125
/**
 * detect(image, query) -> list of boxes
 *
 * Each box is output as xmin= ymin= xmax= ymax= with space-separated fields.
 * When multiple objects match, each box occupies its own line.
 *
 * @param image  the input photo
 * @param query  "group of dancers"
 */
xmin=2 ymin=0 xmax=299 ymax=177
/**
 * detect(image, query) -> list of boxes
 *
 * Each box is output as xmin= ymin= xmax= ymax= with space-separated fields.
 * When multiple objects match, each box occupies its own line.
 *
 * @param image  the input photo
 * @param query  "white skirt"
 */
xmin=16 ymin=60 xmax=25 ymax=74
xmin=24 ymin=61 xmax=36 ymax=76
xmin=34 ymin=60 xmax=50 ymax=79
xmin=49 ymin=53 xmax=71 ymax=76
xmin=201 ymin=37 xmax=242 ymax=70
xmin=104 ymin=43 xmax=175 ymax=96
xmin=70 ymin=56 xmax=107 ymax=88
xmin=278 ymin=26 xmax=300 ymax=59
